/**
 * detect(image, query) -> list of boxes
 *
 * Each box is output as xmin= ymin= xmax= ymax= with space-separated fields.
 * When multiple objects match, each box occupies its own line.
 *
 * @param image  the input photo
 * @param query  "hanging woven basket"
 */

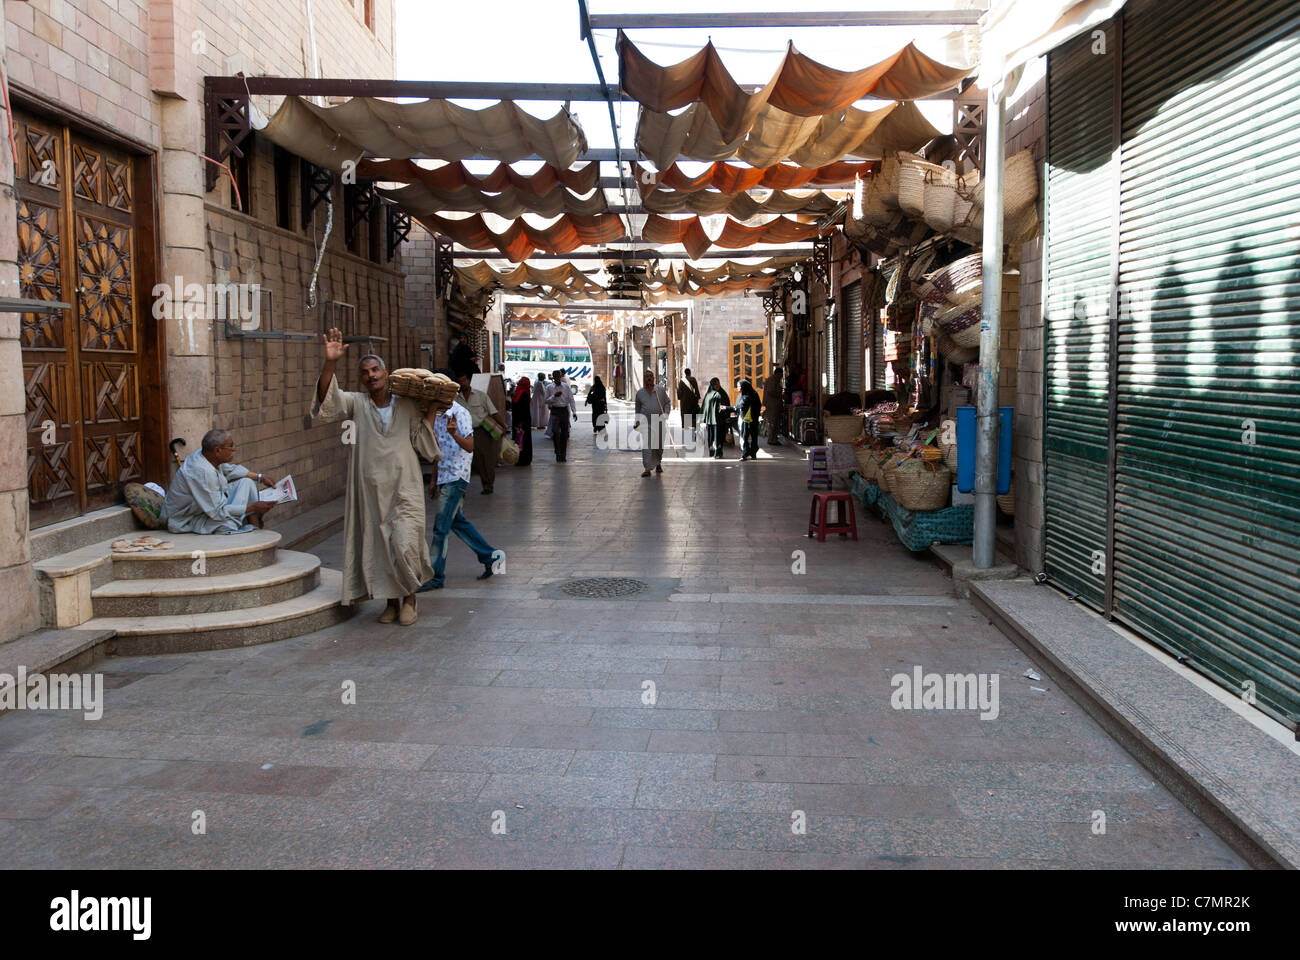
xmin=917 ymin=253 xmax=984 ymax=306
xmin=897 ymin=152 xmax=946 ymax=218
xmin=922 ymin=166 xmax=959 ymax=232
xmin=877 ymin=154 xmax=901 ymax=208
xmin=997 ymin=490 xmax=1015 ymax=515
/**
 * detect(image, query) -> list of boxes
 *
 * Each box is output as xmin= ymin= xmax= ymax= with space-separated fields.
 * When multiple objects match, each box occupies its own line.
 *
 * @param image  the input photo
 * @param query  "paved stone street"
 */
xmin=0 ymin=402 xmax=1245 ymax=868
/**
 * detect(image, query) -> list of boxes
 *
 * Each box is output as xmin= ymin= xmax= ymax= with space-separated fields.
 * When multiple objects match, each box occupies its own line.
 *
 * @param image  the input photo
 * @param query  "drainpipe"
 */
xmin=972 ymin=81 xmax=1007 ymax=569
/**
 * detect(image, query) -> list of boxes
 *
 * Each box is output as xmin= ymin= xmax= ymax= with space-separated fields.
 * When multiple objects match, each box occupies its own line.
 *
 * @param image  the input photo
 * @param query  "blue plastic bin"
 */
xmin=956 ymin=405 xmax=1012 ymax=494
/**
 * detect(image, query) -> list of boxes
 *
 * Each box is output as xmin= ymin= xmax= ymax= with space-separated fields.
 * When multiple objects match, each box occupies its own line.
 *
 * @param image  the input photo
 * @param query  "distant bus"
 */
xmin=503 ymin=340 xmax=594 ymax=393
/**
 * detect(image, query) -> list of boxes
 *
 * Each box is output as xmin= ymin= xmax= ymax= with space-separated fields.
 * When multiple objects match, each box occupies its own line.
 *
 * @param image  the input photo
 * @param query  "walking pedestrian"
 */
xmin=511 ymin=375 xmax=534 ymax=467
xmin=701 ymin=377 xmax=728 ymax=459
xmin=737 ymin=378 xmax=761 ymax=461
xmin=456 ymin=370 xmax=507 ymax=495
xmin=418 ymin=389 xmax=500 ymax=592
xmin=636 ymin=369 xmax=671 ymax=477
xmin=312 ymin=329 xmax=440 ymax=625
xmin=677 ymin=367 xmax=701 ymax=443
xmin=548 ymin=368 xmax=577 ymax=462
xmin=585 ymin=374 xmax=608 ymax=433
xmin=763 ymin=365 xmax=785 ymax=446
xmin=532 ymin=373 xmax=549 ymax=431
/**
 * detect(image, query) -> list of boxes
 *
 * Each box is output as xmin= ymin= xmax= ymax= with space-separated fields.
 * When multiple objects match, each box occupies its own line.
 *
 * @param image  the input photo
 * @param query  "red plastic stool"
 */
xmin=807 ymin=445 xmax=831 ymax=489
xmin=807 ymin=491 xmax=858 ymax=542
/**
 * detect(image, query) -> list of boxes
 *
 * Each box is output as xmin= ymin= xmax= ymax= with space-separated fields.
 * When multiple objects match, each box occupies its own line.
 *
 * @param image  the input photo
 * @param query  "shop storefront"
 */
xmin=1042 ymin=0 xmax=1300 ymax=729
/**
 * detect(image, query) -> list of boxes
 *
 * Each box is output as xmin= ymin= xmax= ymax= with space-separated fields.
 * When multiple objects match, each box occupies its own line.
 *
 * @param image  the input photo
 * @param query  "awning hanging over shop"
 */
xmin=250 ymin=95 xmax=588 ymax=171
xmin=641 ymin=187 xmax=838 ymax=218
xmin=641 ymin=214 xmax=825 ymax=260
xmin=358 ymin=159 xmax=601 ymax=195
xmin=635 ymin=99 xmax=940 ymax=170
xmin=617 ymin=30 xmax=971 ymax=136
xmin=417 ymin=213 xmax=625 ymax=260
xmin=455 ymin=260 xmax=603 ymax=293
xmin=978 ymin=0 xmax=1130 ymax=90
xmin=636 ymin=160 xmax=871 ymax=194
xmin=648 ymin=258 xmax=801 ymax=289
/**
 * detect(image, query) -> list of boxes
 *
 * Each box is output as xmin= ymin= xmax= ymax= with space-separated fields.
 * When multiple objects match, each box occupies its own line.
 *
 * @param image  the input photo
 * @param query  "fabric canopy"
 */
xmin=636 ymin=160 xmax=871 ymax=194
xmin=455 ymin=261 xmax=605 ymax=299
xmin=641 ymin=187 xmax=838 ymax=218
xmin=643 ymin=276 xmax=773 ymax=304
xmin=380 ymin=182 xmax=606 ymax=218
xmin=417 ymin=213 xmax=624 ymax=260
xmin=358 ymin=159 xmax=600 ymax=195
xmin=250 ymin=96 xmax=587 ymax=171
xmin=648 ymin=258 xmax=801 ymax=287
xmin=635 ymin=99 xmax=940 ymax=170
xmin=978 ymin=0 xmax=1129 ymax=91
xmin=642 ymin=214 xmax=823 ymax=260
xmin=618 ymin=30 xmax=970 ymax=139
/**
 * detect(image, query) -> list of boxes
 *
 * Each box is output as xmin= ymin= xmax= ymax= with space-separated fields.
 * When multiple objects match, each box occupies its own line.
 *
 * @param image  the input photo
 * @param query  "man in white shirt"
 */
xmin=418 ymin=374 xmax=501 ymax=591
xmin=635 ymin=369 xmax=672 ymax=477
xmin=546 ymin=368 xmax=578 ymax=462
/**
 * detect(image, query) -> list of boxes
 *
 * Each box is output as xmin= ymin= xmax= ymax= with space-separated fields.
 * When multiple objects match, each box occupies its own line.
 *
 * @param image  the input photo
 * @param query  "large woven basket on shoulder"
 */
xmin=389 ymin=368 xmax=460 ymax=411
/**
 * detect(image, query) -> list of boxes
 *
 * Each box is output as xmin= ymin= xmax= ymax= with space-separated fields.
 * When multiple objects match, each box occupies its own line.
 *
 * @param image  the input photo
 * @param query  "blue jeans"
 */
xmin=429 ymin=479 xmax=496 ymax=586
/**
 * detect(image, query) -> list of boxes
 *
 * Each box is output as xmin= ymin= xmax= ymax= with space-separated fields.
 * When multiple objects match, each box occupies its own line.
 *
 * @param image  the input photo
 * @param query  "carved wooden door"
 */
xmin=728 ymin=332 xmax=767 ymax=404
xmin=19 ymin=114 xmax=145 ymax=526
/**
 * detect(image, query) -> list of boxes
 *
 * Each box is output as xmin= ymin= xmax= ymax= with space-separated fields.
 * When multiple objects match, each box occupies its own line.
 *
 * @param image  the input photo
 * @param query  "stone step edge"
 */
xmin=90 ymin=551 xmax=321 ymax=599
xmin=968 ymin=579 xmax=1298 ymax=871
xmin=0 ymin=628 xmax=116 ymax=709
xmin=35 ymin=529 xmax=284 ymax=580
xmin=84 ymin=568 xmax=345 ymax=636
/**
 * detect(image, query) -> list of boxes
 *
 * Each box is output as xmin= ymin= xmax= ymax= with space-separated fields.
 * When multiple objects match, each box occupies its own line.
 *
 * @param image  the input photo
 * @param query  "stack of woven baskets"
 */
xmin=388 ymin=368 xmax=461 ymax=412
xmin=824 ymin=413 xmax=864 ymax=444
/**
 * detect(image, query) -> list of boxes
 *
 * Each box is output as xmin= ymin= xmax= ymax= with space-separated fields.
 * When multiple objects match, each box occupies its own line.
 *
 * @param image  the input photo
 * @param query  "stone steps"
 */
xmin=90 ymin=550 xmax=321 ymax=617
xmin=87 ymin=568 xmax=350 ymax=656
xmin=24 ymin=527 xmax=351 ymax=652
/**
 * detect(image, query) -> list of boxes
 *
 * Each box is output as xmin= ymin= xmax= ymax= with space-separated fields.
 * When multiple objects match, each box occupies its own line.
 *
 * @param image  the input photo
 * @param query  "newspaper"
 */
xmin=258 ymin=475 xmax=298 ymax=504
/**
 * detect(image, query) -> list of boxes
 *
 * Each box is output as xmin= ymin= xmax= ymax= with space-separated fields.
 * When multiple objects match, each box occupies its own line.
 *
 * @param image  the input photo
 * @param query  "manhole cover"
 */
xmin=558 ymin=577 xmax=648 ymax=599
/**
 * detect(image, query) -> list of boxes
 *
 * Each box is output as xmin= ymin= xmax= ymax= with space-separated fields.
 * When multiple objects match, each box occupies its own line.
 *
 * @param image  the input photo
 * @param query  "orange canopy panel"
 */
xmin=640 ymin=187 xmax=838 ymax=218
xmin=617 ymin=30 xmax=970 ymax=133
xmin=418 ymin=213 xmax=625 ymax=261
xmin=358 ymin=159 xmax=601 ymax=195
xmin=636 ymin=160 xmax=873 ymax=194
xmin=641 ymin=215 xmax=823 ymax=260
xmin=380 ymin=182 xmax=607 ymax=218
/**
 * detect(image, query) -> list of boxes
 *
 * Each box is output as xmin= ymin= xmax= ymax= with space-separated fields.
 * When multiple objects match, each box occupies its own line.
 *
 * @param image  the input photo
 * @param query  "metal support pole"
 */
xmin=972 ymin=83 xmax=1006 ymax=570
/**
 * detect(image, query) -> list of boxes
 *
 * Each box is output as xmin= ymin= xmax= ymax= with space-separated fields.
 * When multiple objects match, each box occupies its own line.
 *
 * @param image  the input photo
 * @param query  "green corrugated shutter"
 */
xmin=1114 ymin=0 xmax=1300 ymax=728
xmin=1043 ymin=22 xmax=1117 ymax=609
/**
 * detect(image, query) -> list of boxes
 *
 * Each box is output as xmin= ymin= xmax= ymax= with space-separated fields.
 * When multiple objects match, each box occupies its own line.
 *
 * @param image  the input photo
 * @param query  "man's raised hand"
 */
xmin=323 ymin=327 xmax=349 ymax=362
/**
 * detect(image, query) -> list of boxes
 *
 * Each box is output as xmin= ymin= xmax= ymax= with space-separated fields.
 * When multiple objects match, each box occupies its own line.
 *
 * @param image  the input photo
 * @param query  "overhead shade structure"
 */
xmin=978 ymin=0 xmax=1130 ymax=91
xmin=455 ymin=260 xmax=604 ymax=295
xmin=641 ymin=187 xmax=838 ymax=217
xmin=250 ymin=96 xmax=588 ymax=171
xmin=379 ymin=182 xmax=606 ymax=217
xmin=637 ymin=160 xmax=872 ymax=194
xmin=617 ymin=30 xmax=971 ymax=137
xmin=635 ymin=99 xmax=940 ymax=170
xmin=648 ymin=258 xmax=802 ymax=289
xmin=358 ymin=159 xmax=601 ymax=195
xmin=643 ymin=277 xmax=774 ymax=303
xmin=417 ymin=213 xmax=625 ymax=260
xmin=641 ymin=214 xmax=823 ymax=259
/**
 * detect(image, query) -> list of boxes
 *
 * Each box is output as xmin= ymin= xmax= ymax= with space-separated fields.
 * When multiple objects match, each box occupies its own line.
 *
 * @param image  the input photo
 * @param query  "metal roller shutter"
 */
xmin=1043 ymin=21 xmax=1117 ymax=609
xmin=1114 ymin=0 xmax=1300 ymax=727
xmin=843 ymin=280 xmax=864 ymax=395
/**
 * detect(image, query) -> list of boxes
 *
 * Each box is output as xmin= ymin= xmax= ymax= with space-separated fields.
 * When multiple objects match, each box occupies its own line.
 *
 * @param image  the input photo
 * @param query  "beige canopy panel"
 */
xmin=648 ymin=258 xmax=802 ymax=289
xmin=643 ymin=276 xmax=773 ymax=304
xmin=979 ymin=0 xmax=1129 ymax=91
xmin=642 ymin=214 xmax=823 ymax=260
xmin=250 ymin=96 xmax=588 ymax=171
xmin=358 ymin=159 xmax=601 ymax=195
xmin=455 ymin=261 xmax=605 ymax=297
xmin=417 ymin=213 xmax=625 ymax=261
xmin=641 ymin=187 xmax=838 ymax=218
xmin=635 ymin=99 xmax=940 ymax=171
xmin=380 ymin=182 xmax=606 ymax=218
xmin=618 ymin=30 xmax=970 ymax=140
xmin=636 ymin=160 xmax=872 ymax=194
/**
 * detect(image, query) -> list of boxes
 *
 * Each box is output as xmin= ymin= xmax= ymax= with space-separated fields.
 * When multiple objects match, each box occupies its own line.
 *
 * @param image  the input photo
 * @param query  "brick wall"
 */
xmin=1004 ymin=56 xmax=1047 ymax=573
xmin=691 ymin=297 xmax=770 ymax=396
